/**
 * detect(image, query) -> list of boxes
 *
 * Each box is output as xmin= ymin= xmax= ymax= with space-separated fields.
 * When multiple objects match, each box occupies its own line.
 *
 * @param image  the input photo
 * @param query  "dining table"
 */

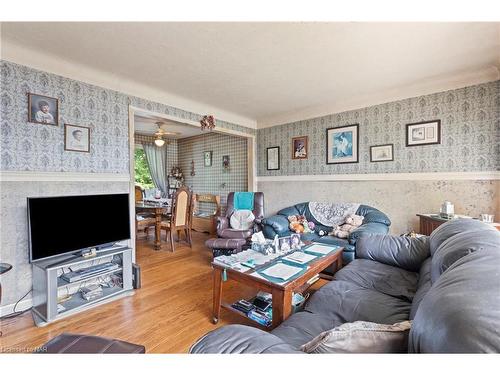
xmin=136 ymin=200 xmax=172 ymax=250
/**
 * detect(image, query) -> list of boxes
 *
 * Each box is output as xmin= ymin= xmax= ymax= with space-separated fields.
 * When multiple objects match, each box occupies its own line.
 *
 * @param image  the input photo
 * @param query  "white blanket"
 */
xmin=308 ymin=202 xmax=360 ymax=227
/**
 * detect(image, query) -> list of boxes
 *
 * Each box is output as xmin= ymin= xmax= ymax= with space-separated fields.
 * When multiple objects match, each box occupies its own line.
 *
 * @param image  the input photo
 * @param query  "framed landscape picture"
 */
xmin=370 ymin=144 xmax=394 ymax=162
xmin=28 ymin=93 xmax=59 ymax=126
xmin=64 ymin=124 xmax=90 ymax=153
xmin=326 ymin=124 xmax=359 ymax=164
xmin=292 ymin=136 xmax=308 ymax=159
xmin=406 ymin=120 xmax=441 ymax=146
xmin=266 ymin=146 xmax=280 ymax=170
xmin=203 ymin=151 xmax=213 ymax=167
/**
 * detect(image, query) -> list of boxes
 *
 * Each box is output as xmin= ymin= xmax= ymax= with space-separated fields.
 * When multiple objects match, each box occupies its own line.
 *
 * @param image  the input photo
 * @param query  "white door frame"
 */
xmin=127 ymin=105 xmax=257 ymax=259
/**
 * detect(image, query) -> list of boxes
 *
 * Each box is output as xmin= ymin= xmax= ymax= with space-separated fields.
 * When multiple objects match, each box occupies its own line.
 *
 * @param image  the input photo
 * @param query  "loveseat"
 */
xmin=261 ymin=203 xmax=391 ymax=264
xmin=190 ymin=219 xmax=500 ymax=353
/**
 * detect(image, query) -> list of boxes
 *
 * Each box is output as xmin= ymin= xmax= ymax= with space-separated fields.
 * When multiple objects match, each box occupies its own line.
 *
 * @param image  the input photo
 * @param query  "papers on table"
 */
xmin=260 ymin=263 xmax=303 ymax=281
xmin=305 ymin=243 xmax=338 ymax=256
xmin=282 ymin=251 xmax=317 ymax=265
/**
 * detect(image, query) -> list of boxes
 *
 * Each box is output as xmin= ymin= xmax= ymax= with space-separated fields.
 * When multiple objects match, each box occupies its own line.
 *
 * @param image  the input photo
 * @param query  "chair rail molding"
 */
xmin=256 ymin=171 xmax=500 ymax=182
xmin=0 ymin=171 xmax=131 ymax=182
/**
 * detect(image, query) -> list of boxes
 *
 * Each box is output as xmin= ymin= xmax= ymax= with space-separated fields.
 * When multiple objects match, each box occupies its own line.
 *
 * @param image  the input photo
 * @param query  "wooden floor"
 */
xmin=0 ymin=231 xmax=263 ymax=353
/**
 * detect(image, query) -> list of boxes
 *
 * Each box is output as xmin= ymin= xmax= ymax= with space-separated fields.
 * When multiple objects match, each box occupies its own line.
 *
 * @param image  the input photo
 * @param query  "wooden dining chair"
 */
xmin=161 ymin=186 xmax=193 ymax=251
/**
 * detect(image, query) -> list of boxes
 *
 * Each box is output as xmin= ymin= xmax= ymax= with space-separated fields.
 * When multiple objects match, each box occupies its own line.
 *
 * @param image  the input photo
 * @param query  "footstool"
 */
xmin=205 ymin=238 xmax=246 ymax=258
xmin=36 ymin=333 xmax=145 ymax=353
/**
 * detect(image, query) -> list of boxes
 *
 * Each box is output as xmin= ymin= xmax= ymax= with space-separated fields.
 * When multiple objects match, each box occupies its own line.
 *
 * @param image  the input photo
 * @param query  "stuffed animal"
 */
xmin=330 ymin=214 xmax=364 ymax=239
xmin=288 ymin=215 xmax=316 ymax=234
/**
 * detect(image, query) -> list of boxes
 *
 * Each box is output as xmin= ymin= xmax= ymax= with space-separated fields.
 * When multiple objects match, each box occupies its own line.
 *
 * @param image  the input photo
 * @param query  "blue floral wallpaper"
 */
xmin=257 ymin=80 xmax=499 ymax=176
xmin=0 ymin=60 xmax=254 ymax=173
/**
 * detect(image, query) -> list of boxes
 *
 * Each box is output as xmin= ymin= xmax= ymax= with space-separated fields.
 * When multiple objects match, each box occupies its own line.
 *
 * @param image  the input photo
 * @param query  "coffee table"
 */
xmin=212 ymin=245 xmax=343 ymax=330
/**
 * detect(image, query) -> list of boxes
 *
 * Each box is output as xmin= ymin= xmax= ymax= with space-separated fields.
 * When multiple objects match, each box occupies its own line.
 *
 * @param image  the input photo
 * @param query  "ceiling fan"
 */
xmin=154 ymin=121 xmax=180 ymax=147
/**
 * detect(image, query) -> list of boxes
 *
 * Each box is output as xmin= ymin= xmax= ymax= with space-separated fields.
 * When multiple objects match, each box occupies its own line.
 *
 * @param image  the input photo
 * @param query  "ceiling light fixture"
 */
xmin=200 ymin=115 xmax=215 ymax=131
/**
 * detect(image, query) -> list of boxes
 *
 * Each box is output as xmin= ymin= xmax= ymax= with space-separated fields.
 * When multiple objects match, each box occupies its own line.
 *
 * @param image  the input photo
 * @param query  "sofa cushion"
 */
xmin=409 ymin=258 xmax=432 ymax=320
xmin=304 ymin=280 xmax=411 ymax=325
xmin=409 ymin=234 xmax=500 ymax=353
xmin=229 ymin=209 xmax=255 ymax=230
xmin=429 ymin=218 xmax=495 ymax=256
xmin=356 ymin=234 xmax=430 ymax=272
xmin=430 ymin=229 xmax=500 ymax=283
xmin=271 ymin=311 xmax=343 ymax=349
xmin=334 ymin=259 xmax=418 ymax=302
xmin=301 ymin=320 xmax=412 ymax=354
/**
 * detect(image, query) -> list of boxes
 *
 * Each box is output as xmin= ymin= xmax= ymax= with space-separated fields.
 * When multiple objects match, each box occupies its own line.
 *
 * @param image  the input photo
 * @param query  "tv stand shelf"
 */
xmin=32 ymin=246 xmax=134 ymax=327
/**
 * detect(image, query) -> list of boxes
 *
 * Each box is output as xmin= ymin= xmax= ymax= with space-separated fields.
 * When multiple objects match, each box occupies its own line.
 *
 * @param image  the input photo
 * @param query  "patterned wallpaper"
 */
xmin=0 ymin=60 xmax=255 ymax=174
xmin=257 ymin=80 xmax=500 ymax=176
xmin=178 ymin=132 xmax=248 ymax=214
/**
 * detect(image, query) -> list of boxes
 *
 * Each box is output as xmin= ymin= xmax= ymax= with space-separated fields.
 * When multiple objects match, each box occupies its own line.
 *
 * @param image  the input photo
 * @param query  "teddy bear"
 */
xmin=288 ymin=215 xmax=315 ymax=234
xmin=330 ymin=214 xmax=364 ymax=239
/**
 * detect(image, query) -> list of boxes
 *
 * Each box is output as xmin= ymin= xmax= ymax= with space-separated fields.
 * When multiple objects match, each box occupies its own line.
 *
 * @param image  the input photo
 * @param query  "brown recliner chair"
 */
xmin=216 ymin=192 xmax=264 ymax=240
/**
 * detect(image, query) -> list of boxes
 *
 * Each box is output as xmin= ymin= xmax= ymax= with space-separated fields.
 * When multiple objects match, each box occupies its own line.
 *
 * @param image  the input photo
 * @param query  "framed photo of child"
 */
xmin=28 ymin=93 xmax=59 ymax=126
xmin=64 ymin=124 xmax=90 ymax=153
xmin=292 ymin=136 xmax=308 ymax=160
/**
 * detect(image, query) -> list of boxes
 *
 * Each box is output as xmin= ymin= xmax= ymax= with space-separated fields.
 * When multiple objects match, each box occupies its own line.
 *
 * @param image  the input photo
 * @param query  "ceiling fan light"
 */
xmin=154 ymin=138 xmax=165 ymax=147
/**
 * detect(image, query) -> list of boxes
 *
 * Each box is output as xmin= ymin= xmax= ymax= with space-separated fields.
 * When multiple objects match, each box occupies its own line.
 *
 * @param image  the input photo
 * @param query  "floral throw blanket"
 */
xmin=308 ymin=202 xmax=360 ymax=228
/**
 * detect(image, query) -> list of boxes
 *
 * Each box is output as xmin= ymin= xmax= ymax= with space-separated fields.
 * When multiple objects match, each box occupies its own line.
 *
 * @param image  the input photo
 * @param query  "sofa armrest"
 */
xmin=189 ymin=325 xmax=300 ymax=354
xmin=349 ymin=222 xmax=389 ymax=244
xmin=261 ymin=215 xmax=290 ymax=239
xmin=216 ymin=216 xmax=229 ymax=232
xmin=356 ymin=234 xmax=430 ymax=272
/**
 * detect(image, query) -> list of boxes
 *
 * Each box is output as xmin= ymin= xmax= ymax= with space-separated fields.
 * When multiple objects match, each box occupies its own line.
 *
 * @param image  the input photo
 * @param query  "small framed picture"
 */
xmin=406 ymin=120 xmax=441 ymax=147
xmin=222 ymin=155 xmax=230 ymax=170
xmin=28 ymin=93 xmax=59 ymax=126
xmin=370 ymin=144 xmax=394 ymax=162
xmin=64 ymin=124 xmax=90 ymax=153
xmin=204 ymin=151 xmax=213 ymax=167
xmin=292 ymin=136 xmax=308 ymax=159
xmin=266 ymin=146 xmax=280 ymax=170
xmin=290 ymin=233 xmax=301 ymax=249
xmin=326 ymin=124 xmax=359 ymax=164
xmin=278 ymin=236 xmax=291 ymax=252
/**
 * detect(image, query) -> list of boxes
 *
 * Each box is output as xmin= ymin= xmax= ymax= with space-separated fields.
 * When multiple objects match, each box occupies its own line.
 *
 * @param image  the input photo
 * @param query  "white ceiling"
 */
xmin=134 ymin=112 xmax=201 ymax=138
xmin=2 ymin=22 xmax=499 ymax=126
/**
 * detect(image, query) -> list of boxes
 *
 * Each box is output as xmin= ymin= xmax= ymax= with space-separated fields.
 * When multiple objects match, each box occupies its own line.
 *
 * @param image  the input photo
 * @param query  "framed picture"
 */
xmin=204 ymin=151 xmax=213 ymax=167
xmin=370 ymin=144 xmax=394 ymax=162
xmin=292 ymin=136 xmax=308 ymax=159
xmin=222 ymin=155 xmax=230 ymax=170
xmin=64 ymin=124 xmax=90 ymax=153
xmin=28 ymin=93 xmax=59 ymax=126
xmin=326 ymin=124 xmax=359 ymax=164
xmin=406 ymin=120 xmax=441 ymax=147
xmin=266 ymin=146 xmax=280 ymax=170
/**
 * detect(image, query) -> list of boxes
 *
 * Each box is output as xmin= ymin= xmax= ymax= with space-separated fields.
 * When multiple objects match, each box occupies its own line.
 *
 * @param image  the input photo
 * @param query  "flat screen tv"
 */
xmin=28 ymin=193 xmax=131 ymax=262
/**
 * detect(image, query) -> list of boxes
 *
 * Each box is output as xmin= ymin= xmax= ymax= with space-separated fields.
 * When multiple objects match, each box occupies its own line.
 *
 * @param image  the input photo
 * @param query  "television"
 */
xmin=28 ymin=193 xmax=131 ymax=262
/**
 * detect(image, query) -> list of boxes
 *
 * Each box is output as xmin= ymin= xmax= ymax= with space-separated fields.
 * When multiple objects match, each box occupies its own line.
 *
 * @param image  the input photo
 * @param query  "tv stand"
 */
xmin=31 ymin=246 xmax=133 ymax=327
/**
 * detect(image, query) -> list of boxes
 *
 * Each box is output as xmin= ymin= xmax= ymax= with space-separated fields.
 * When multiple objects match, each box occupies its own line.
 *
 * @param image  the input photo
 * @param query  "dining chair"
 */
xmin=161 ymin=186 xmax=193 ymax=251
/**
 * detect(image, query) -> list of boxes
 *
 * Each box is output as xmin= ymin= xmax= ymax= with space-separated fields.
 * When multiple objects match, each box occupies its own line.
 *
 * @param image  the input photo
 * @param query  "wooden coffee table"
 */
xmin=212 ymin=245 xmax=343 ymax=330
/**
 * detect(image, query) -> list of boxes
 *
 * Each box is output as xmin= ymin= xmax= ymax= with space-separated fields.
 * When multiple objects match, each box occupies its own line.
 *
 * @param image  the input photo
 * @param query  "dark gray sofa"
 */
xmin=261 ymin=203 xmax=391 ymax=264
xmin=190 ymin=219 xmax=500 ymax=353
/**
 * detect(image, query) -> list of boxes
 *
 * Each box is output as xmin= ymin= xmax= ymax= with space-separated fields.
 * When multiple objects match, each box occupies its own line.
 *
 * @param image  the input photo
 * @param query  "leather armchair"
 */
xmin=216 ymin=192 xmax=264 ymax=240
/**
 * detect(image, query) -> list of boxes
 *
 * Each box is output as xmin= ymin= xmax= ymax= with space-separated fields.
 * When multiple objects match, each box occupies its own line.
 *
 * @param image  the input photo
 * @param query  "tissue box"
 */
xmin=251 ymin=239 xmax=274 ymax=254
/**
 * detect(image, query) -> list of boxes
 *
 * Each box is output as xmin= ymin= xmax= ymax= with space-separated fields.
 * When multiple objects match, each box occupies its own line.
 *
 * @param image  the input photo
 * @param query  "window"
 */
xmin=134 ymin=148 xmax=154 ymax=189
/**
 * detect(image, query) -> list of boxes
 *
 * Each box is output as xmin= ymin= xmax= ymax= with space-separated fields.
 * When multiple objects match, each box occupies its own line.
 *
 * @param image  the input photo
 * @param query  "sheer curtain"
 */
xmin=143 ymin=143 xmax=168 ymax=197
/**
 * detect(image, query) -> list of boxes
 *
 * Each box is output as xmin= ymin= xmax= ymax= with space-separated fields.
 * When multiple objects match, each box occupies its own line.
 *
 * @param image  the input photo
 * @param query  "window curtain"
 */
xmin=143 ymin=143 xmax=168 ymax=197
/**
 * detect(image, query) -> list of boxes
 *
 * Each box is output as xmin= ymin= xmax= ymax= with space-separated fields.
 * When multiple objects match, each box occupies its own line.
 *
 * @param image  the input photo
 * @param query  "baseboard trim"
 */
xmin=0 ymin=171 xmax=131 ymax=182
xmin=256 ymin=171 xmax=500 ymax=182
xmin=0 ymin=298 xmax=33 ymax=318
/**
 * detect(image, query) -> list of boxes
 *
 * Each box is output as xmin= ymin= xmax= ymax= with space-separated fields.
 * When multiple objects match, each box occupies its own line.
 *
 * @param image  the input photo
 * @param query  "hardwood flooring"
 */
xmin=0 ymin=232 xmax=258 ymax=353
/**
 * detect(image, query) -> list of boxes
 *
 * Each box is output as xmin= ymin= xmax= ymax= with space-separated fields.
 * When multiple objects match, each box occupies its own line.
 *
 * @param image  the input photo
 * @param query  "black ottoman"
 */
xmin=205 ymin=238 xmax=246 ymax=258
xmin=37 ymin=333 xmax=145 ymax=353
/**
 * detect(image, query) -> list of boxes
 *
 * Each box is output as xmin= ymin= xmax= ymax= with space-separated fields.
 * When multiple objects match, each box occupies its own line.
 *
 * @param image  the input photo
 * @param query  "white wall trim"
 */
xmin=1 ymin=39 xmax=257 ymax=130
xmin=0 ymin=171 xmax=131 ymax=182
xmin=257 ymin=67 xmax=500 ymax=128
xmin=257 ymin=171 xmax=500 ymax=183
xmin=0 ymin=298 xmax=32 ymax=318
